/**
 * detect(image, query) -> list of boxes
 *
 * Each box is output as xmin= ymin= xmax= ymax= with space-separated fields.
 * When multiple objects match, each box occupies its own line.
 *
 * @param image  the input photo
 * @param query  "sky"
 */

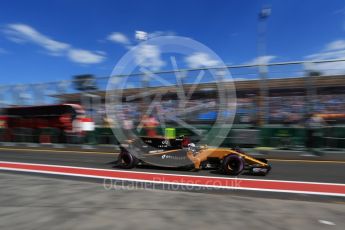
xmin=1 ymin=0 xmax=345 ymax=85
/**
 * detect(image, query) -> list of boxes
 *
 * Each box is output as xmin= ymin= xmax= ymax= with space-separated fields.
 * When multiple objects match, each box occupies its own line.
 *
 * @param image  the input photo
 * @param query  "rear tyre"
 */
xmin=118 ymin=149 xmax=139 ymax=169
xmin=222 ymin=154 xmax=245 ymax=175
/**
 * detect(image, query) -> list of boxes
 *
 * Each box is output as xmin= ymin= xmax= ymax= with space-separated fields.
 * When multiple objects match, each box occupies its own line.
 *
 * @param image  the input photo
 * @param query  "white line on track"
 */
xmin=1 ymin=161 xmax=345 ymax=197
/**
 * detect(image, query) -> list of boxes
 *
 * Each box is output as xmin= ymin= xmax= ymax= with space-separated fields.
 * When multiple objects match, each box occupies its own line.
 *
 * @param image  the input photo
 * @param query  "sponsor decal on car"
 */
xmin=161 ymin=154 xmax=186 ymax=160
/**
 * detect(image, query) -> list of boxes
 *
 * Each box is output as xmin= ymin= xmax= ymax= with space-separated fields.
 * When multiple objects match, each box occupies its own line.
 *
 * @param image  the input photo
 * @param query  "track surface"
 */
xmin=0 ymin=148 xmax=344 ymax=184
xmin=2 ymin=172 xmax=344 ymax=230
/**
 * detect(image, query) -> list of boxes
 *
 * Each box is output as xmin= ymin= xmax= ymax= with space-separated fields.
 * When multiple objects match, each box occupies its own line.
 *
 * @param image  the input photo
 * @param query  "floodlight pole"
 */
xmin=257 ymin=6 xmax=271 ymax=126
xmin=304 ymin=64 xmax=319 ymax=116
xmin=136 ymin=31 xmax=151 ymax=121
xmin=0 ymin=86 xmax=5 ymax=108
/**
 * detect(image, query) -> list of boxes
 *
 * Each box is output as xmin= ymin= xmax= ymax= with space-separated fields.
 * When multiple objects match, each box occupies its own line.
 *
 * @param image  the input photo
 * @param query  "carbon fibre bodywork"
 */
xmin=117 ymin=136 xmax=271 ymax=175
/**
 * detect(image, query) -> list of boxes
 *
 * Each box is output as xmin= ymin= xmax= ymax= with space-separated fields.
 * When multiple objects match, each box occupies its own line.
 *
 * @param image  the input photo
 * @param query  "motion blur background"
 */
xmin=1 ymin=0 xmax=345 ymax=151
xmin=1 ymin=2 xmax=345 ymax=229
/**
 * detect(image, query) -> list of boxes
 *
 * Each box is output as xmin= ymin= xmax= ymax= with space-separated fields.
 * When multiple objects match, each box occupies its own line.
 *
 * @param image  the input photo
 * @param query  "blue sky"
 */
xmin=1 ymin=0 xmax=345 ymax=85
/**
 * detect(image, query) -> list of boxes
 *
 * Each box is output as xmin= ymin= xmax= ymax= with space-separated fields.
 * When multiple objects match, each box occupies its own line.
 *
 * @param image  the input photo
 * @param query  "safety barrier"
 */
xmin=95 ymin=128 xmax=119 ymax=145
xmin=38 ymin=128 xmax=61 ymax=144
xmin=260 ymin=125 xmax=306 ymax=150
xmin=322 ymin=126 xmax=345 ymax=150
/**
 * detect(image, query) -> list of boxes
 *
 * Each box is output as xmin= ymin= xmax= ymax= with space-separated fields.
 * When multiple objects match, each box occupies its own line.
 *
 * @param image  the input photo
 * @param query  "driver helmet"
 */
xmin=188 ymin=143 xmax=196 ymax=148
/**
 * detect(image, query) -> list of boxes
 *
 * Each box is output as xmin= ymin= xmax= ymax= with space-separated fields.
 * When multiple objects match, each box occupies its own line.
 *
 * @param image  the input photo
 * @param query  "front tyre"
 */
xmin=222 ymin=154 xmax=245 ymax=175
xmin=118 ymin=148 xmax=138 ymax=169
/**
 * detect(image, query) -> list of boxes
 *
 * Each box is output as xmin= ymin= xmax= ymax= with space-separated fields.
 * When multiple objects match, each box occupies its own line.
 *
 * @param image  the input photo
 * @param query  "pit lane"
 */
xmin=2 ymin=172 xmax=344 ymax=230
xmin=0 ymin=147 xmax=345 ymax=203
xmin=0 ymin=147 xmax=344 ymax=184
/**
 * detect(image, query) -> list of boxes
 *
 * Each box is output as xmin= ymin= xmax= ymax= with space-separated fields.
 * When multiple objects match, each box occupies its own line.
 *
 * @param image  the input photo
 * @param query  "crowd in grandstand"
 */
xmin=269 ymin=94 xmax=345 ymax=124
xmin=97 ymin=94 xmax=345 ymax=127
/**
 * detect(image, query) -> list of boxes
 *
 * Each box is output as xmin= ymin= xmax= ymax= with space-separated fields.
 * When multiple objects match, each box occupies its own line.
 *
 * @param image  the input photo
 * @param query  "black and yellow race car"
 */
xmin=116 ymin=136 xmax=271 ymax=176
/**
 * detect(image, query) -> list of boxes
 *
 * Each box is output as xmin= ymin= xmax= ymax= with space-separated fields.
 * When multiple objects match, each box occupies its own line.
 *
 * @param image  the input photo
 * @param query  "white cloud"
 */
xmin=134 ymin=44 xmax=165 ymax=71
xmin=107 ymin=30 xmax=175 ymax=47
xmin=306 ymin=39 xmax=345 ymax=60
xmin=185 ymin=52 xmax=220 ymax=68
xmin=105 ymin=30 xmax=177 ymax=72
xmin=4 ymin=23 xmax=105 ymax=64
xmin=246 ymin=55 xmax=276 ymax=65
xmin=106 ymin=30 xmax=175 ymax=71
xmin=107 ymin=32 xmax=130 ymax=45
xmin=134 ymin=30 xmax=175 ymax=41
xmin=305 ymin=39 xmax=345 ymax=75
xmin=325 ymin=40 xmax=345 ymax=51
xmin=5 ymin=23 xmax=70 ymax=55
xmin=306 ymin=49 xmax=345 ymax=60
xmin=68 ymin=49 xmax=105 ymax=64
xmin=147 ymin=31 xmax=175 ymax=39
xmin=135 ymin=31 xmax=148 ymax=41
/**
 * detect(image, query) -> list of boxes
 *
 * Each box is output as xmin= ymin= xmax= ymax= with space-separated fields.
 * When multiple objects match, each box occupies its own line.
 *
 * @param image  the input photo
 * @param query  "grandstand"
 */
xmin=53 ymin=75 xmax=345 ymax=125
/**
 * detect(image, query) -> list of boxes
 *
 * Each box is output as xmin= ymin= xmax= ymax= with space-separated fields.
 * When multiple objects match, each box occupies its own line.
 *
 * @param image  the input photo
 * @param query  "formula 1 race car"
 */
xmin=116 ymin=136 xmax=271 ymax=176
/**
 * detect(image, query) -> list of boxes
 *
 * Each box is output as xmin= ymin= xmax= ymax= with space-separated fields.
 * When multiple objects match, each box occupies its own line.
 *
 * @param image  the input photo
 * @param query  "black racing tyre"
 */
xmin=222 ymin=154 xmax=245 ymax=175
xmin=118 ymin=149 xmax=139 ymax=169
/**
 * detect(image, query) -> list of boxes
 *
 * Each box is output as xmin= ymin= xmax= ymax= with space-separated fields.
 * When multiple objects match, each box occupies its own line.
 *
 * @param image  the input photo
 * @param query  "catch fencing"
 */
xmin=0 ymin=59 xmax=345 ymax=151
